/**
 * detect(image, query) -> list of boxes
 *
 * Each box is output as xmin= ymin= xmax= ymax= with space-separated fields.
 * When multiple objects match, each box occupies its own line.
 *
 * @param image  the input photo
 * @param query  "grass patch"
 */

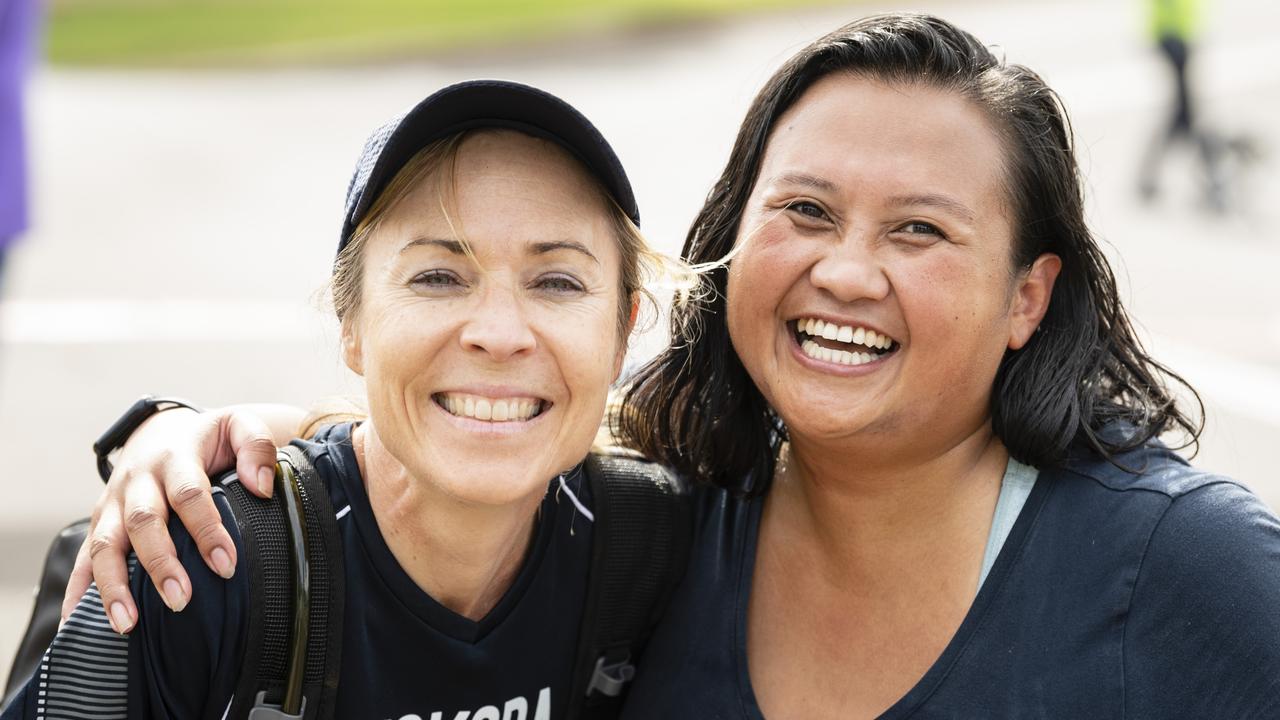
xmin=47 ymin=0 xmax=843 ymax=66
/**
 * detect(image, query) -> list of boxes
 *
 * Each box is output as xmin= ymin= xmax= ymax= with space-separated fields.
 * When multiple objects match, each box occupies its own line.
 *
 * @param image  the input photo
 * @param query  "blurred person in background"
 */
xmin=1136 ymin=0 xmax=1228 ymax=211
xmin=0 ymin=0 xmax=39 ymax=293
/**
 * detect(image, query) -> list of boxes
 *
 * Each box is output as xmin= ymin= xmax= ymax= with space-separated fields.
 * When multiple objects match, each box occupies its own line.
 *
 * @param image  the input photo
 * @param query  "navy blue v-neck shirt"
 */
xmin=622 ymin=443 xmax=1280 ymax=719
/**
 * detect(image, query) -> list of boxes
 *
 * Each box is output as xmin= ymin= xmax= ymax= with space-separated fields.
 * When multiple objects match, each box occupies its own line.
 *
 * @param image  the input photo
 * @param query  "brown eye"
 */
xmin=789 ymin=201 xmax=829 ymax=220
xmin=902 ymin=221 xmax=943 ymax=236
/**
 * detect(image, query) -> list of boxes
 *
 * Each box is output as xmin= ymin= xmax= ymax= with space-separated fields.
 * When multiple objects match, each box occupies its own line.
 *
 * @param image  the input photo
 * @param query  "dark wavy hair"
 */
xmin=616 ymin=12 xmax=1203 ymax=494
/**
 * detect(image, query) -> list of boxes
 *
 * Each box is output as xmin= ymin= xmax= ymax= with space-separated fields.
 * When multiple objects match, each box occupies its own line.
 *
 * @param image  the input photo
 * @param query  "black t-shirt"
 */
xmin=621 ymin=443 xmax=1280 ymax=719
xmin=4 ymin=422 xmax=595 ymax=720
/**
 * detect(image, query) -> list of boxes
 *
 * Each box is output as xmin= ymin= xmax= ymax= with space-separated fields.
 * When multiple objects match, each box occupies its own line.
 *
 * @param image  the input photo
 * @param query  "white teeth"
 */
xmin=801 ymin=339 xmax=883 ymax=367
xmin=439 ymin=393 xmax=543 ymax=422
xmin=796 ymin=318 xmax=895 ymax=352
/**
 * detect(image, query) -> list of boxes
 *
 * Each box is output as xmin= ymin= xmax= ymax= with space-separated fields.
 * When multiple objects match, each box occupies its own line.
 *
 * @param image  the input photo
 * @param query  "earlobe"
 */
xmin=1008 ymin=253 xmax=1062 ymax=351
xmin=341 ymin=319 xmax=364 ymax=376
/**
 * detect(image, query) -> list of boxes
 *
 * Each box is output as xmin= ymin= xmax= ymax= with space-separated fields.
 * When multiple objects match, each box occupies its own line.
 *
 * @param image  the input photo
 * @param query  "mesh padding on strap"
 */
xmin=590 ymin=456 xmax=684 ymax=647
xmin=223 ymin=477 xmax=293 ymax=693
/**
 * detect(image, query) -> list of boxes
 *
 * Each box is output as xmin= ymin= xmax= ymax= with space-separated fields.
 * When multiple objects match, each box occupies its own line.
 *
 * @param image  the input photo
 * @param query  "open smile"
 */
xmin=790 ymin=317 xmax=899 ymax=367
xmin=432 ymin=392 xmax=550 ymax=423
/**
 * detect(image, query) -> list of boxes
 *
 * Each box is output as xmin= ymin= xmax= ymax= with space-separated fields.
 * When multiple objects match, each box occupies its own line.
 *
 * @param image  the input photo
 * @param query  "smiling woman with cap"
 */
xmin=1 ymin=80 xmax=683 ymax=720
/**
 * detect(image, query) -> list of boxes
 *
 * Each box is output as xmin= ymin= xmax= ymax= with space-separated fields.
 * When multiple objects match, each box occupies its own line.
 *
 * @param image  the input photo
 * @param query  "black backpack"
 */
xmin=2 ymin=445 xmax=690 ymax=720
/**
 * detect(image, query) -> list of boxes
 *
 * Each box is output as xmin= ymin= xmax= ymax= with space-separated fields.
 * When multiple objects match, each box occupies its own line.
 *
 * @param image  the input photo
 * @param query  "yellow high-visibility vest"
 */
xmin=1150 ymin=0 xmax=1202 ymax=40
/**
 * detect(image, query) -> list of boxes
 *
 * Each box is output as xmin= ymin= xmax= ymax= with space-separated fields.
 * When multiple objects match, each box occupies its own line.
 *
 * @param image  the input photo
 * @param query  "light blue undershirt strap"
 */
xmin=977 ymin=458 xmax=1039 ymax=589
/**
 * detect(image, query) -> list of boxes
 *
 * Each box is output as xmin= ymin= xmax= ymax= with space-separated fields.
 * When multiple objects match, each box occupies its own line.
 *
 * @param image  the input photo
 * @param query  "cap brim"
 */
xmin=341 ymin=79 xmax=639 ymax=251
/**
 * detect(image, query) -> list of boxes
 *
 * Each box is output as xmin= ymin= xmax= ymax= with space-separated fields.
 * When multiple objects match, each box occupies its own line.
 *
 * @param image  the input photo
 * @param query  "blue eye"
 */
xmin=411 ymin=270 xmax=463 ymax=288
xmin=535 ymin=274 xmax=586 ymax=294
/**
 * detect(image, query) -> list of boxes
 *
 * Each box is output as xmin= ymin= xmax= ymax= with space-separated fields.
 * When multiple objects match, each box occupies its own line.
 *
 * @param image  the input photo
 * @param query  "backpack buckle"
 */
xmin=586 ymin=653 xmax=635 ymax=697
xmin=248 ymin=691 xmax=307 ymax=720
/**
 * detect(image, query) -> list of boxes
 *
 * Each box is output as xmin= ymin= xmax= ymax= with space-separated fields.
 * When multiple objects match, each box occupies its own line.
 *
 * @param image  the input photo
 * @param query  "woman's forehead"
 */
xmin=761 ymin=74 xmax=1009 ymax=205
xmin=372 ymin=135 xmax=618 ymax=258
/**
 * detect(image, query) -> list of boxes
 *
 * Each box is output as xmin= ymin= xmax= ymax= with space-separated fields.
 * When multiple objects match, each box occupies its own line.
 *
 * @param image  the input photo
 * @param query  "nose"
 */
xmin=808 ymin=232 xmax=891 ymax=304
xmin=459 ymin=283 xmax=537 ymax=360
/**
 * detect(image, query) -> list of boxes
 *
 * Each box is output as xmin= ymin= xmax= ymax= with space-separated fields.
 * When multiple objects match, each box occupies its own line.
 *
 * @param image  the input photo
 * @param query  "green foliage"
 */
xmin=47 ymin=0 xmax=837 ymax=66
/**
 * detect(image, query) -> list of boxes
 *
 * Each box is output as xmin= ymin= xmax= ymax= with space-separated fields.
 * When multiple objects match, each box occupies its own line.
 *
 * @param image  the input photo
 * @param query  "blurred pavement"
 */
xmin=2 ymin=0 xmax=1278 ymax=672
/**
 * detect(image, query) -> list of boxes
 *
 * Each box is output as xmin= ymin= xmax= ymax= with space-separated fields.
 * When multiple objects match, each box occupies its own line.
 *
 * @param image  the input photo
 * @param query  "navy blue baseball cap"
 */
xmin=339 ymin=79 xmax=639 ymax=255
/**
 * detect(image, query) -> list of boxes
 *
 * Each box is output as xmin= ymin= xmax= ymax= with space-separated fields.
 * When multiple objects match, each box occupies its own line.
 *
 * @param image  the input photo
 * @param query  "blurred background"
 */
xmin=0 ymin=0 xmax=1276 ymax=670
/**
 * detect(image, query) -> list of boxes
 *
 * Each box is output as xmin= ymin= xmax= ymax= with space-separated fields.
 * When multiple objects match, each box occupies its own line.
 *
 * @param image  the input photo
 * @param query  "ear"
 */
xmin=341 ymin=317 xmax=365 ymax=376
xmin=612 ymin=296 xmax=640 ymax=382
xmin=1007 ymin=253 xmax=1061 ymax=351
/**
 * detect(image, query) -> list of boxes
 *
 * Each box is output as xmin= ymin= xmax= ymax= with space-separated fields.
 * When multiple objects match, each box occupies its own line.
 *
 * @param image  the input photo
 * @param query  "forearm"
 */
xmin=222 ymin=403 xmax=308 ymax=445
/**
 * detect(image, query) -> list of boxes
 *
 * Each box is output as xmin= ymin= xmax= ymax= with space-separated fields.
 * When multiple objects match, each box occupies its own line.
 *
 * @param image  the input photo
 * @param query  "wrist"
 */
xmin=94 ymin=396 xmax=204 ymax=483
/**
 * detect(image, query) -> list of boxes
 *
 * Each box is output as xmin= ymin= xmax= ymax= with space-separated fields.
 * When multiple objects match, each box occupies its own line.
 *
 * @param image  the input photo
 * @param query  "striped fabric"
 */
xmin=34 ymin=564 xmax=134 ymax=719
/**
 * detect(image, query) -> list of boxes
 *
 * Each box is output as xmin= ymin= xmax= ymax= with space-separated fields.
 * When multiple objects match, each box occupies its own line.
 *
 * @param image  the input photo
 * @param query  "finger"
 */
xmin=162 ymin=459 xmax=236 ymax=580
xmin=121 ymin=474 xmax=190 ymax=613
xmin=226 ymin=411 xmax=280 ymax=499
xmin=84 ymin=503 xmax=139 ymax=634
xmin=60 ymin=535 xmax=94 ymax=625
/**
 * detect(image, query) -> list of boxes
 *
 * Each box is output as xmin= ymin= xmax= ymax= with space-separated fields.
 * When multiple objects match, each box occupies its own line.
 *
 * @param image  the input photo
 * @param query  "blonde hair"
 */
xmin=331 ymin=128 xmax=696 ymax=340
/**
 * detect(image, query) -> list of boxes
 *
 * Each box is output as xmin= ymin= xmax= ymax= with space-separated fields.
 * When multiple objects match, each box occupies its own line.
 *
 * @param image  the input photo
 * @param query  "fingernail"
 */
xmin=211 ymin=546 xmax=234 ymax=579
xmin=163 ymin=578 xmax=188 ymax=612
xmin=109 ymin=602 xmax=134 ymax=635
xmin=257 ymin=467 xmax=275 ymax=496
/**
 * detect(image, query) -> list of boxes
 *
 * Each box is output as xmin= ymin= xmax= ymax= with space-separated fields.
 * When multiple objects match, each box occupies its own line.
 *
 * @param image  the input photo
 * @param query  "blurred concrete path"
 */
xmin=2 ymin=0 xmax=1278 ymax=672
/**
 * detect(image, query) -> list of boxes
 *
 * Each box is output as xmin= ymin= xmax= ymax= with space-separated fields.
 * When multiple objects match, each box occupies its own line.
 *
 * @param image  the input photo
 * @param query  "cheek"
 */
xmin=896 ymin=259 xmax=1013 ymax=388
xmin=726 ymin=227 xmax=801 ymax=339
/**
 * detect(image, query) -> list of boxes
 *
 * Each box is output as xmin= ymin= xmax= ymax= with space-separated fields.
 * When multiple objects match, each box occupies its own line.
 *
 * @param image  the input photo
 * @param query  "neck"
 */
xmin=770 ymin=423 xmax=1009 ymax=586
xmin=353 ymin=422 xmax=541 ymax=621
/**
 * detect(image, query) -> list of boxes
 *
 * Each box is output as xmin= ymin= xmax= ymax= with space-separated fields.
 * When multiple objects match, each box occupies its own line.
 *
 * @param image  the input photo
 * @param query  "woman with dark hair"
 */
xmin=64 ymin=12 xmax=1280 ymax=719
xmin=617 ymin=13 xmax=1279 ymax=718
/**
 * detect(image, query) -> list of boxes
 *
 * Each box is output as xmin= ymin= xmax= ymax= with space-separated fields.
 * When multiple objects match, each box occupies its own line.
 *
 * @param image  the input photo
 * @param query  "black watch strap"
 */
xmin=93 ymin=395 xmax=204 ymax=483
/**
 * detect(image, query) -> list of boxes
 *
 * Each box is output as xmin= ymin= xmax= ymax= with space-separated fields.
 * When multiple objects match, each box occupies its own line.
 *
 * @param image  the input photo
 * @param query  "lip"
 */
xmin=430 ymin=385 xmax=555 ymax=435
xmin=431 ymin=397 xmax=552 ymax=436
xmin=785 ymin=317 xmax=900 ymax=376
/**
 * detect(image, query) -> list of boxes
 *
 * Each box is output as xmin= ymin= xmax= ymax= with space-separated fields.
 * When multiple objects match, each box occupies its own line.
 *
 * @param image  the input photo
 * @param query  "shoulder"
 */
xmin=1056 ymin=440 xmax=1233 ymax=499
xmin=1116 ymin=461 xmax=1280 ymax=716
xmin=289 ymin=421 xmax=359 ymax=508
xmin=130 ymin=484 xmax=250 ymax=716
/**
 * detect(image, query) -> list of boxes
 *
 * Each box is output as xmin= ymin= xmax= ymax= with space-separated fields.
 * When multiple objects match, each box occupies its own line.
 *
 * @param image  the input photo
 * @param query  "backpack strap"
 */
xmin=567 ymin=452 xmax=691 ymax=720
xmin=222 ymin=445 xmax=345 ymax=720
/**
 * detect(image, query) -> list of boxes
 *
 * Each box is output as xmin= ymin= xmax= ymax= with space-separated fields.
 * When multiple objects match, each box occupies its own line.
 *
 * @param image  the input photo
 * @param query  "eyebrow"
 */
xmin=886 ymin=193 xmax=976 ymax=223
xmin=530 ymin=240 xmax=599 ymax=264
xmin=399 ymin=237 xmax=599 ymax=264
xmin=770 ymin=172 xmax=839 ymax=192
xmin=400 ymin=237 xmax=465 ymax=255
